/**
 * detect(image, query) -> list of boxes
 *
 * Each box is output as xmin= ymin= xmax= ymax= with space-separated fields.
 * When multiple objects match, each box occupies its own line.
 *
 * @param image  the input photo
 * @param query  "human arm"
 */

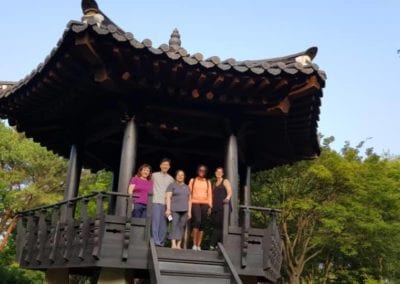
xmin=165 ymin=191 xmax=172 ymax=217
xmin=207 ymin=180 xmax=212 ymax=215
xmin=188 ymin=178 xmax=194 ymax=193
xmin=223 ymin=179 xmax=233 ymax=203
xmin=187 ymin=189 xmax=192 ymax=219
xmin=128 ymin=182 xmax=136 ymax=195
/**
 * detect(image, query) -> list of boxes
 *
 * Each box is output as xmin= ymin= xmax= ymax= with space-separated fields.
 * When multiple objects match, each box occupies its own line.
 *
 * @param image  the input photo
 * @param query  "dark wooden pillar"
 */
xmin=116 ymin=118 xmax=138 ymax=216
xmin=225 ymin=135 xmax=239 ymax=226
xmin=108 ymin=170 xmax=119 ymax=215
xmin=61 ymin=145 xmax=82 ymax=222
xmin=63 ymin=145 xmax=82 ymax=201
xmin=244 ymin=166 xmax=251 ymax=206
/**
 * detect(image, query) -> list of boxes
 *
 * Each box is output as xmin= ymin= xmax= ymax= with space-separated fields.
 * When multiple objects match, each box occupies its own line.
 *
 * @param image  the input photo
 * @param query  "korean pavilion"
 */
xmin=0 ymin=0 xmax=326 ymax=283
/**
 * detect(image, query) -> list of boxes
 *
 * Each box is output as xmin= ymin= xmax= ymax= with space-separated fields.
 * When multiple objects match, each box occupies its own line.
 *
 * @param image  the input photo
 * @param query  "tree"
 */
xmin=0 ymin=120 xmax=112 ymax=281
xmin=252 ymin=137 xmax=400 ymax=282
xmin=0 ymin=122 xmax=67 ymax=252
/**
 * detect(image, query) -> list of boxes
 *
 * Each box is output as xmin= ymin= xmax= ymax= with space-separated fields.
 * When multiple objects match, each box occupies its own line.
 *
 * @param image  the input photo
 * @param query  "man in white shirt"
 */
xmin=151 ymin=158 xmax=174 ymax=246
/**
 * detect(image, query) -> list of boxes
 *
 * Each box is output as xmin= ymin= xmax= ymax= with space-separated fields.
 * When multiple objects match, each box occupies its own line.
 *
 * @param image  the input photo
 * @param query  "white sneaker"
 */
xmin=197 ymin=246 xmax=202 ymax=251
xmin=192 ymin=245 xmax=198 ymax=251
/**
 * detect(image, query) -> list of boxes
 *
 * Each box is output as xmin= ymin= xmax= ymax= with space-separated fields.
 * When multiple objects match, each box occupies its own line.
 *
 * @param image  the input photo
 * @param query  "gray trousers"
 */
xmin=169 ymin=211 xmax=188 ymax=241
xmin=151 ymin=203 xmax=167 ymax=246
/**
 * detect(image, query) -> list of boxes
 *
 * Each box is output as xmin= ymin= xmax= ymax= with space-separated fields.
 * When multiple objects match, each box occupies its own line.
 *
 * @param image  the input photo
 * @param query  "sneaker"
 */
xmin=209 ymin=245 xmax=215 ymax=251
xmin=192 ymin=245 xmax=198 ymax=251
xmin=197 ymin=246 xmax=202 ymax=251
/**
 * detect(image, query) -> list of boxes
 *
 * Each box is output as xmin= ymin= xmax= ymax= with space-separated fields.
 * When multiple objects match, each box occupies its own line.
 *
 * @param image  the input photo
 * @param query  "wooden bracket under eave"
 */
xmin=74 ymin=33 xmax=112 ymax=84
xmin=267 ymin=97 xmax=291 ymax=115
xmin=288 ymin=75 xmax=321 ymax=99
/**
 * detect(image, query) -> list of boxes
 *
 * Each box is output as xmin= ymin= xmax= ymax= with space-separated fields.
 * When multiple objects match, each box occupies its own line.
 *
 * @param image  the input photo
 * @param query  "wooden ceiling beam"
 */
xmin=144 ymin=105 xmax=223 ymax=120
xmin=139 ymin=122 xmax=224 ymax=139
xmin=138 ymin=143 xmax=221 ymax=158
xmin=84 ymin=150 xmax=113 ymax=170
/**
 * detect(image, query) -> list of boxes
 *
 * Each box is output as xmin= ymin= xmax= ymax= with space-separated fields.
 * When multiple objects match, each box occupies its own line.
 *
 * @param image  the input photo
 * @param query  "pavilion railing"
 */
xmin=221 ymin=201 xmax=282 ymax=281
xmin=239 ymin=205 xmax=282 ymax=282
xmin=16 ymin=191 xmax=139 ymax=267
xmin=16 ymin=190 xmax=282 ymax=281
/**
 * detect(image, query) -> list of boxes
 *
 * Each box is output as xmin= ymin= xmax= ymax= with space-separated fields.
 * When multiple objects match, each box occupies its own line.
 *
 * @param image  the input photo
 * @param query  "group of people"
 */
xmin=127 ymin=158 xmax=232 ymax=250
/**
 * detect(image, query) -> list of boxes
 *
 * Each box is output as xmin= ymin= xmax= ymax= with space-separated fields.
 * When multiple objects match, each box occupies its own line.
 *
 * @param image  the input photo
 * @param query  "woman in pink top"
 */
xmin=128 ymin=164 xmax=153 ymax=218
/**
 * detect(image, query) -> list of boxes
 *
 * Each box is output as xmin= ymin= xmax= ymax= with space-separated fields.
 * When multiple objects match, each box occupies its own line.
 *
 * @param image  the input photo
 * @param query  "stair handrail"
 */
xmin=218 ymin=242 xmax=243 ymax=284
xmin=149 ymin=239 xmax=162 ymax=283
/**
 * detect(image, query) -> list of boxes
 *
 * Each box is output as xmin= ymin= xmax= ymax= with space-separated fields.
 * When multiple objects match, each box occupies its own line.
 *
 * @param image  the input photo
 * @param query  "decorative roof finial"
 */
xmin=169 ymin=28 xmax=181 ymax=51
xmin=81 ymin=0 xmax=104 ymax=26
xmin=82 ymin=0 xmax=99 ymax=15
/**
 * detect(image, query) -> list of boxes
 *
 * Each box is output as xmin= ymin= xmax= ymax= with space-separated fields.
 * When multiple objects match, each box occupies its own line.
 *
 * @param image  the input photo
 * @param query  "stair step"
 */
xmin=161 ymin=270 xmax=231 ymax=284
xmin=159 ymin=260 xmax=226 ymax=275
xmin=160 ymin=274 xmax=231 ymax=284
xmin=156 ymin=247 xmax=224 ymax=265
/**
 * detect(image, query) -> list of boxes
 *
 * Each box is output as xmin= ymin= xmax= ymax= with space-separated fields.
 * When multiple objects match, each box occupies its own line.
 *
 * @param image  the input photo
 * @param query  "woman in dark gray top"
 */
xmin=165 ymin=170 xmax=192 ymax=249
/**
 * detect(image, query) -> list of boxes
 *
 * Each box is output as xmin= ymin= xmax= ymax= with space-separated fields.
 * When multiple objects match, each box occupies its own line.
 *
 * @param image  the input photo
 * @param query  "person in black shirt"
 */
xmin=210 ymin=167 xmax=232 ymax=250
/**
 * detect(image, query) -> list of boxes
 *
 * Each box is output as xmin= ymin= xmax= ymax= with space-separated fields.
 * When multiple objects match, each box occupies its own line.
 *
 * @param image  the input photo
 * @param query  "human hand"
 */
xmin=207 ymin=207 xmax=212 ymax=216
xmin=187 ymin=213 xmax=192 ymax=220
xmin=165 ymin=210 xmax=171 ymax=217
xmin=223 ymin=198 xmax=230 ymax=204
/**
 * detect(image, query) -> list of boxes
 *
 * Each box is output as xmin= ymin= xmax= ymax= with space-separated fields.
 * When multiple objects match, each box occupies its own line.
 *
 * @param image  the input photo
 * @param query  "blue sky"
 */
xmin=0 ymin=0 xmax=399 ymax=155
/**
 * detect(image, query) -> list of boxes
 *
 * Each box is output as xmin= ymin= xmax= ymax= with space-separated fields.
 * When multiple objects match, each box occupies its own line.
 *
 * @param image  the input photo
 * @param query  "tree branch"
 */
xmin=304 ymin=249 xmax=322 ymax=264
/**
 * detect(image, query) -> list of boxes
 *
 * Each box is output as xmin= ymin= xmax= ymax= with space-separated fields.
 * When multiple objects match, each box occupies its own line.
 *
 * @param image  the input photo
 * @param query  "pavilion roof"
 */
xmin=0 ymin=1 xmax=326 ymax=173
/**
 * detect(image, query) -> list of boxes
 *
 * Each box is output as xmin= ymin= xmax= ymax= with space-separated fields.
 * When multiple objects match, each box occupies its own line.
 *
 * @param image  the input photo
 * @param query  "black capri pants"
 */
xmin=191 ymin=203 xmax=209 ymax=231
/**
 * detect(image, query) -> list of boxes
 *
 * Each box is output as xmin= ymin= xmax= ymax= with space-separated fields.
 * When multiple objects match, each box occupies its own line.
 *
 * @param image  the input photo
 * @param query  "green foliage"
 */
xmin=0 ymin=120 xmax=112 ymax=282
xmin=0 ymin=122 xmax=67 ymax=213
xmin=253 ymin=137 xmax=400 ymax=282
xmin=0 ymin=264 xmax=44 ymax=284
xmin=1 ymin=118 xmax=399 ymax=282
xmin=0 ymin=235 xmax=44 ymax=283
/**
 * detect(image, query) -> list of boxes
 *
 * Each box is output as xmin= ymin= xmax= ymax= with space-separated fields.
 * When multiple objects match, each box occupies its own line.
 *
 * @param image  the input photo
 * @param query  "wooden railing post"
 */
xmin=122 ymin=193 xmax=133 ymax=261
xmin=36 ymin=209 xmax=48 ymax=264
xmin=241 ymin=208 xmax=250 ymax=268
xmin=92 ymin=192 xmax=106 ymax=259
xmin=244 ymin=166 xmax=251 ymax=207
xmin=145 ymin=192 xmax=153 ymax=241
xmin=23 ymin=212 xmax=37 ymax=264
xmin=49 ymin=206 xmax=61 ymax=263
xmin=15 ymin=216 xmax=26 ymax=263
xmin=63 ymin=201 xmax=77 ymax=262
xmin=78 ymin=197 xmax=90 ymax=260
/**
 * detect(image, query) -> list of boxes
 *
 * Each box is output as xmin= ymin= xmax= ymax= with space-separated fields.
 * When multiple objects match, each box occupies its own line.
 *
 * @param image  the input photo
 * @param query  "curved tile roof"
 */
xmin=0 ymin=6 xmax=326 ymax=100
xmin=0 ymin=0 xmax=326 ymax=172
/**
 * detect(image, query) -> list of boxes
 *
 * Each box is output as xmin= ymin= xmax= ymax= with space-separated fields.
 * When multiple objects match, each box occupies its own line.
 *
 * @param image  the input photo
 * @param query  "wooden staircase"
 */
xmin=149 ymin=240 xmax=242 ymax=284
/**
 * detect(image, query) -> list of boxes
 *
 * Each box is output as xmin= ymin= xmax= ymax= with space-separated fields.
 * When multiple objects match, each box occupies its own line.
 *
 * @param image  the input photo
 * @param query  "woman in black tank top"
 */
xmin=210 ymin=167 xmax=232 ymax=249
